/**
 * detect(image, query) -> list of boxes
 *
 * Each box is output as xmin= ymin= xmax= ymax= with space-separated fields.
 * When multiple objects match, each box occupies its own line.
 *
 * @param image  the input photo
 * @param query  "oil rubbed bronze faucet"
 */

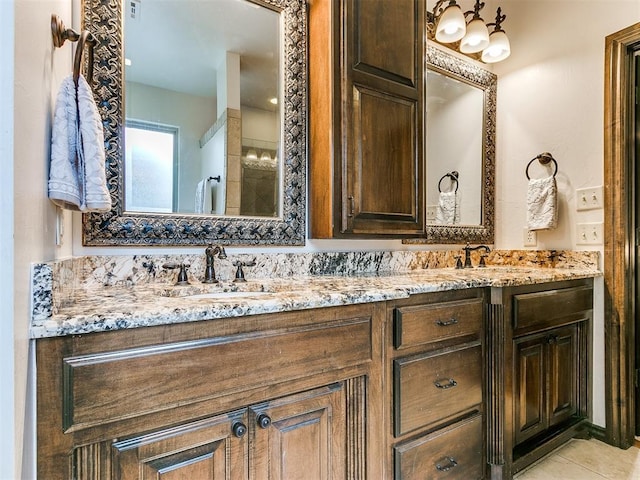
xmin=462 ymin=243 xmax=491 ymax=268
xmin=203 ymin=244 xmax=227 ymax=283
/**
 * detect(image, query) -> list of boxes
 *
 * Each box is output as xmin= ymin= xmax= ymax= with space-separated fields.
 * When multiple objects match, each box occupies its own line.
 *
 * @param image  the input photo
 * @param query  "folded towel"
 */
xmin=436 ymin=191 xmax=459 ymax=225
xmin=526 ymin=176 xmax=558 ymax=230
xmin=195 ymin=179 xmax=206 ymax=213
xmin=48 ymin=74 xmax=110 ymax=212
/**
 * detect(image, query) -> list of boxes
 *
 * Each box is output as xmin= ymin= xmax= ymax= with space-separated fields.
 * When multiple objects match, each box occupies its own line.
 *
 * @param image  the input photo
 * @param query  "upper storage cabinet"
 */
xmin=310 ymin=0 xmax=426 ymax=237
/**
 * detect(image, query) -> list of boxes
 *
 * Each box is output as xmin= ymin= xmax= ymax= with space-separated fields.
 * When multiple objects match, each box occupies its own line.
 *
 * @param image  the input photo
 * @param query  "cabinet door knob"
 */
xmin=547 ymin=334 xmax=558 ymax=344
xmin=347 ymin=196 xmax=355 ymax=217
xmin=435 ymin=456 xmax=458 ymax=472
xmin=232 ymin=422 xmax=247 ymax=438
xmin=256 ymin=413 xmax=272 ymax=429
xmin=434 ymin=378 xmax=458 ymax=389
xmin=435 ymin=317 xmax=458 ymax=327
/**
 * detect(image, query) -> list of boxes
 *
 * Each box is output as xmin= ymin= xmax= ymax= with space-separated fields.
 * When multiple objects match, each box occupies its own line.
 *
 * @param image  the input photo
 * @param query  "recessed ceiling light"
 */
xmin=269 ymin=97 xmax=278 ymax=105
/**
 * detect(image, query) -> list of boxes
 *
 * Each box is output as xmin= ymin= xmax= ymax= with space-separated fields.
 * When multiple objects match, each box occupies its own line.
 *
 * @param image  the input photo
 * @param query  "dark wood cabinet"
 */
xmin=513 ymin=324 xmax=581 ymax=447
xmin=486 ymin=279 xmax=593 ymax=478
xmin=309 ymin=0 xmax=425 ymax=238
xmin=387 ymin=289 xmax=486 ymax=479
xmin=37 ymin=304 xmax=384 ymax=480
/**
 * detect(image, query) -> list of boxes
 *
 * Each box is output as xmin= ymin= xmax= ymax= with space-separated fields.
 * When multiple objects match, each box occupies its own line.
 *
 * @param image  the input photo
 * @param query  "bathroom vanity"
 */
xmin=33 ymin=252 xmax=598 ymax=479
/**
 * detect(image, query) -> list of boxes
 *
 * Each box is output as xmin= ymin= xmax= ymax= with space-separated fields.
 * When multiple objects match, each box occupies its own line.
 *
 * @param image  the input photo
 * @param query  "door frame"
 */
xmin=603 ymin=22 xmax=640 ymax=448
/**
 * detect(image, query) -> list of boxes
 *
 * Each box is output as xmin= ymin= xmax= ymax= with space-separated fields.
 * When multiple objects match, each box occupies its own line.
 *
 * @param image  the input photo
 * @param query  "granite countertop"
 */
xmin=30 ymin=265 xmax=601 ymax=339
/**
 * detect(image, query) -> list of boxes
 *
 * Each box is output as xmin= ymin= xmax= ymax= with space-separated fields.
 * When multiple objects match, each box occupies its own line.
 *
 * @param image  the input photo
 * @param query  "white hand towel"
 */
xmin=195 ymin=179 xmax=206 ymax=213
xmin=48 ymin=74 xmax=110 ymax=212
xmin=526 ymin=176 xmax=558 ymax=230
xmin=436 ymin=191 xmax=459 ymax=225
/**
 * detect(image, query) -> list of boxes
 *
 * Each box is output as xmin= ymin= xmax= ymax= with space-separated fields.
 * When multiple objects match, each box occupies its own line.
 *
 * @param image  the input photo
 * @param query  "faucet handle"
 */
xmin=479 ymin=255 xmax=488 ymax=268
xmin=162 ymin=262 xmax=191 ymax=286
xmin=232 ymin=259 xmax=256 ymax=283
xmin=454 ymin=256 xmax=463 ymax=269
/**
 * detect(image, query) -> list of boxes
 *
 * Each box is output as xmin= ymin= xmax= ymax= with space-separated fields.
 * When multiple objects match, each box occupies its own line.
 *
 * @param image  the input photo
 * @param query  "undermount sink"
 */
xmin=186 ymin=291 xmax=272 ymax=300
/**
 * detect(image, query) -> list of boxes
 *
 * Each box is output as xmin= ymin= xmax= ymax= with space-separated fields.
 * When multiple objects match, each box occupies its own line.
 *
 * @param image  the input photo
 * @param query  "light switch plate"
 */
xmin=576 ymin=186 xmax=604 ymax=211
xmin=576 ymin=222 xmax=603 ymax=245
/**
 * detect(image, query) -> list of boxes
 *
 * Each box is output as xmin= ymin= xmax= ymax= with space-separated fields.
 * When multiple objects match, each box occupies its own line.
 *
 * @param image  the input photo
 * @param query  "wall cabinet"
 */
xmin=309 ymin=0 xmax=425 ymax=238
xmin=37 ymin=304 xmax=384 ymax=480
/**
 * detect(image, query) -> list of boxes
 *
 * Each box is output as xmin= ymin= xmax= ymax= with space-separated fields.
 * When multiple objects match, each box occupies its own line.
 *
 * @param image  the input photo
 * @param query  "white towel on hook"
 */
xmin=48 ymin=74 xmax=110 ymax=212
xmin=195 ymin=179 xmax=207 ymax=214
xmin=436 ymin=191 xmax=459 ymax=225
xmin=526 ymin=176 xmax=558 ymax=230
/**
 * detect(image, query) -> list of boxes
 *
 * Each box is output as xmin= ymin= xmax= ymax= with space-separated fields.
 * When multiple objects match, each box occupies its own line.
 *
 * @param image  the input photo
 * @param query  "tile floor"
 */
xmin=514 ymin=438 xmax=640 ymax=479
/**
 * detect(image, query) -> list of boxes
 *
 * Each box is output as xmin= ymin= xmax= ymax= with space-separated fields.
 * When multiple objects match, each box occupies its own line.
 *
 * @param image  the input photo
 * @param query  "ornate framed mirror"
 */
xmin=81 ymin=0 xmax=307 ymax=246
xmin=407 ymin=45 xmax=496 ymax=244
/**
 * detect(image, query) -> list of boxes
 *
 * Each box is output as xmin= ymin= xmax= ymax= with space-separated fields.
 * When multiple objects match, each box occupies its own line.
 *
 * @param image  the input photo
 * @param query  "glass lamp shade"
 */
xmin=246 ymin=149 xmax=258 ymax=160
xmin=435 ymin=4 xmax=466 ymax=43
xmin=460 ymin=18 xmax=490 ymax=53
xmin=481 ymin=30 xmax=511 ymax=63
xmin=260 ymin=152 xmax=272 ymax=162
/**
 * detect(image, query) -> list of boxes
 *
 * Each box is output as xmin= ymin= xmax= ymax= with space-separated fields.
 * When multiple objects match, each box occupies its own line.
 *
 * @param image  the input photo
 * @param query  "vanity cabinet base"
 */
xmin=37 ymin=304 xmax=384 ymax=480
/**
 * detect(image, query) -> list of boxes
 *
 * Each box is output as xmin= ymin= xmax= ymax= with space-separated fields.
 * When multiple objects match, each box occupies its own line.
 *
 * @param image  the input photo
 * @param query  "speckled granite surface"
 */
xmin=30 ymin=250 xmax=601 ymax=339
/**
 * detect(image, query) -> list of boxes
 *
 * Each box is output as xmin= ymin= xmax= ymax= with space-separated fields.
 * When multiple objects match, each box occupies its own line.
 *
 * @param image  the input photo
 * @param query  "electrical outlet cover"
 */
xmin=523 ymin=228 xmax=537 ymax=247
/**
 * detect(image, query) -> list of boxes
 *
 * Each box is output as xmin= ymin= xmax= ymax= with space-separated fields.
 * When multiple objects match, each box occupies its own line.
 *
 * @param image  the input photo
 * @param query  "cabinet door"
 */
xmin=111 ymin=410 xmax=248 ymax=480
xmin=547 ymin=325 xmax=580 ymax=428
xmin=340 ymin=0 xmax=425 ymax=236
xmin=513 ymin=334 xmax=546 ymax=446
xmin=250 ymin=383 xmax=346 ymax=480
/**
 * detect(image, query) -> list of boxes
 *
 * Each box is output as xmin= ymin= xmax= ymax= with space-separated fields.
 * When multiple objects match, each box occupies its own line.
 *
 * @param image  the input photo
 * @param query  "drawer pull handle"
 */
xmin=257 ymin=413 xmax=272 ymax=429
xmin=232 ymin=422 xmax=247 ymax=438
xmin=435 ymin=456 xmax=458 ymax=472
xmin=435 ymin=317 xmax=458 ymax=327
xmin=434 ymin=378 xmax=458 ymax=389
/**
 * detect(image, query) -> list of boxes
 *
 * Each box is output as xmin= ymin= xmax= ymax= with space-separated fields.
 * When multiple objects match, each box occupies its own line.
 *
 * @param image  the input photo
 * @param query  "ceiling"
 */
xmin=124 ymin=0 xmax=280 ymax=111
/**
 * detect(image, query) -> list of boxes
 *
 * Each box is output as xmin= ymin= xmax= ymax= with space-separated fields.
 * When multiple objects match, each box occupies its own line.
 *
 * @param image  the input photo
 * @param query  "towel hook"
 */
xmin=526 ymin=152 xmax=558 ymax=180
xmin=438 ymin=171 xmax=459 ymax=193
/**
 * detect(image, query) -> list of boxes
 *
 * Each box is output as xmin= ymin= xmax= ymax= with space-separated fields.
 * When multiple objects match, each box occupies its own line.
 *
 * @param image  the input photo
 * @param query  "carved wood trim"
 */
xmin=603 ymin=22 xmax=640 ymax=448
xmin=486 ymin=303 xmax=505 ymax=476
xmin=346 ymin=376 xmax=367 ymax=480
xmin=73 ymin=440 xmax=112 ymax=480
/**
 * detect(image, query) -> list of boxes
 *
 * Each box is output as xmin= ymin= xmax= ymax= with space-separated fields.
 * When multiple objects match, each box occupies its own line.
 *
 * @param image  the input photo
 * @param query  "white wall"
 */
xmin=1 ymin=2 xmax=15 ymax=478
xmin=12 ymin=0 xmax=76 ymax=478
xmin=491 ymin=0 xmax=640 ymax=427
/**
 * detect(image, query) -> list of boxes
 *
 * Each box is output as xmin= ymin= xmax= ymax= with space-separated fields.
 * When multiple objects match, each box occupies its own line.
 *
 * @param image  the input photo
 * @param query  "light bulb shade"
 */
xmin=460 ymin=18 xmax=490 ymax=53
xmin=246 ymin=149 xmax=258 ymax=160
xmin=481 ymin=30 xmax=510 ymax=63
xmin=260 ymin=152 xmax=271 ymax=162
xmin=435 ymin=4 xmax=466 ymax=43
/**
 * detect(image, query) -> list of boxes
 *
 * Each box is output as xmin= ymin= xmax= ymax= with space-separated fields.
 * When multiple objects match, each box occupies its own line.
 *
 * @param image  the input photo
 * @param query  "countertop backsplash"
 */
xmin=32 ymin=249 xmax=599 ymax=325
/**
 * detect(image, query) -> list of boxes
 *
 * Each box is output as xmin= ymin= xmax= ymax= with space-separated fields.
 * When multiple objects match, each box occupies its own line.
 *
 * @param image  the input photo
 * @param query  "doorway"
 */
xmin=604 ymin=22 xmax=640 ymax=449
xmin=635 ymin=51 xmax=640 ymax=437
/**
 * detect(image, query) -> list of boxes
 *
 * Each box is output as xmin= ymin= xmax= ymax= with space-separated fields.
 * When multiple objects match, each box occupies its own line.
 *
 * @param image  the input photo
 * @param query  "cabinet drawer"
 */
xmin=394 ymin=298 xmax=483 ymax=349
xmin=394 ymin=342 xmax=482 ymax=436
xmin=514 ymin=285 xmax=592 ymax=334
xmin=62 ymin=316 xmax=372 ymax=431
xmin=394 ymin=413 xmax=483 ymax=480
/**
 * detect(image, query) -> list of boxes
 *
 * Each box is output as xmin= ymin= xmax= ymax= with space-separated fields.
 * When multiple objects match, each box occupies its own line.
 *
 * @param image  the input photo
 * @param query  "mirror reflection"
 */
xmin=123 ymin=0 xmax=281 ymax=217
xmin=426 ymin=68 xmax=483 ymax=226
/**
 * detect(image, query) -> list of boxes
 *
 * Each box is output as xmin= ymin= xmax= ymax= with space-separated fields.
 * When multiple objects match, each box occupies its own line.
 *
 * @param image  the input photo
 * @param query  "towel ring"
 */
xmin=526 ymin=152 xmax=558 ymax=180
xmin=73 ymin=31 xmax=96 ymax=87
xmin=438 ymin=171 xmax=459 ymax=193
xmin=51 ymin=14 xmax=96 ymax=87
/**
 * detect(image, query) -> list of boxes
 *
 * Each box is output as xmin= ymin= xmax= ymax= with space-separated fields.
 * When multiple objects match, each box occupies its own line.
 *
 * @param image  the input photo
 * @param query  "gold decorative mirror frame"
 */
xmin=81 ymin=0 xmax=307 ymax=246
